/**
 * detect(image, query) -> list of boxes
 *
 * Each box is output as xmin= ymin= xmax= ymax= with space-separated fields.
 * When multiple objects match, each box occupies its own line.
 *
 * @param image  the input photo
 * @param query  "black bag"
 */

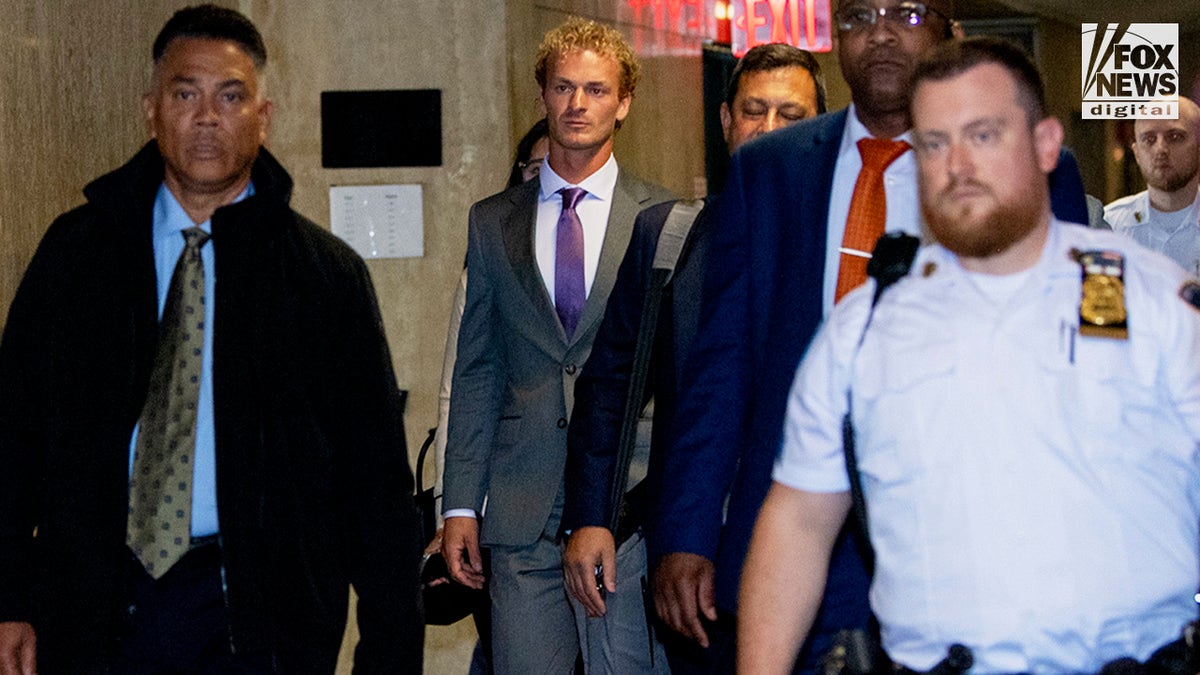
xmin=414 ymin=428 xmax=438 ymax=549
xmin=415 ymin=427 xmax=488 ymax=626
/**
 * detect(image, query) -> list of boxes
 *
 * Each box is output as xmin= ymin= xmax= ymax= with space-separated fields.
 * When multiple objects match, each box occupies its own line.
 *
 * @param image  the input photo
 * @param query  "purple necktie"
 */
xmin=555 ymin=187 xmax=587 ymax=338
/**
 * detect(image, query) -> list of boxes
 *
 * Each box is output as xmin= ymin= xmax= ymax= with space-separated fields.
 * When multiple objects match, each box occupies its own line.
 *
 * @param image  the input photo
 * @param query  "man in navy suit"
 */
xmin=560 ymin=43 xmax=827 ymax=672
xmin=650 ymin=0 xmax=1090 ymax=672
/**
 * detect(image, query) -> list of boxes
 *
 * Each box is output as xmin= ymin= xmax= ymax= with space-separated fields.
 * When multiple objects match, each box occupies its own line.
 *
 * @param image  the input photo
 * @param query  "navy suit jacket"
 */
xmin=562 ymin=198 xmax=714 ymax=533
xmin=566 ymin=167 xmax=872 ymax=670
xmin=654 ymin=107 xmax=1089 ymax=618
xmin=655 ymin=111 xmax=861 ymax=624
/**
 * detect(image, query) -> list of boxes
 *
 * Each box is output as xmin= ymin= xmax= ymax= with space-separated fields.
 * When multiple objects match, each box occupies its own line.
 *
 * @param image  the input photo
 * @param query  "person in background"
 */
xmin=441 ymin=16 xmax=672 ymax=673
xmin=740 ymin=36 xmax=1200 ymax=674
xmin=508 ymin=118 xmax=552 ymax=189
xmin=560 ymin=42 xmax=826 ymax=675
xmin=427 ymin=117 xmax=550 ymax=675
xmin=0 ymin=5 xmax=422 ymax=672
xmin=1105 ymin=98 xmax=1200 ymax=275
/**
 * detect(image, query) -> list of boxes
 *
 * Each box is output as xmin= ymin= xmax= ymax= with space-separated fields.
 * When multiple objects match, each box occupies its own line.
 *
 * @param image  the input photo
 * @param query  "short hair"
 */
xmin=507 ymin=118 xmax=550 ymax=189
xmin=534 ymin=17 xmax=640 ymax=99
xmin=725 ymin=43 xmax=828 ymax=115
xmin=152 ymin=4 xmax=267 ymax=69
xmin=910 ymin=36 xmax=1045 ymax=126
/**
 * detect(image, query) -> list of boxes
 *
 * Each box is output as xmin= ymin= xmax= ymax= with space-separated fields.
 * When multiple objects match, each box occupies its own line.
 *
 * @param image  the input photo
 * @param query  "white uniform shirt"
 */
xmin=1105 ymin=188 xmax=1200 ymax=276
xmin=775 ymin=220 xmax=1200 ymax=673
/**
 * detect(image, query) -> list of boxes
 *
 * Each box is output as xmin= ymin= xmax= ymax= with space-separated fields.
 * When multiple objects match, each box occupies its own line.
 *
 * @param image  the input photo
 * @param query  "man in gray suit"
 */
xmin=442 ymin=16 xmax=672 ymax=674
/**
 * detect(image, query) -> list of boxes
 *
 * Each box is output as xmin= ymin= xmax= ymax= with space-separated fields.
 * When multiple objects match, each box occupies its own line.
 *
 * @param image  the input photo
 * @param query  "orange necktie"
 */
xmin=835 ymin=137 xmax=911 ymax=302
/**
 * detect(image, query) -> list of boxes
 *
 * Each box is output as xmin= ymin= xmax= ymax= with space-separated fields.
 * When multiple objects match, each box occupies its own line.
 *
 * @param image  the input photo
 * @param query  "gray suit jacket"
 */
xmin=444 ymin=171 xmax=672 ymax=547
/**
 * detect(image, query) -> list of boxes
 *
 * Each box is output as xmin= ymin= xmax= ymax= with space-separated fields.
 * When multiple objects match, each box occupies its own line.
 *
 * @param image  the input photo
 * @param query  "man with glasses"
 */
xmin=652 ymin=1 xmax=1089 ymax=673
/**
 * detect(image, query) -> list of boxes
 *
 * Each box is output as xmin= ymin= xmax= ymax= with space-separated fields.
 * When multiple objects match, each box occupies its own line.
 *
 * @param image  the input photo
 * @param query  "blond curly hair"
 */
xmin=534 ymin=17 xmax=641 ymax=99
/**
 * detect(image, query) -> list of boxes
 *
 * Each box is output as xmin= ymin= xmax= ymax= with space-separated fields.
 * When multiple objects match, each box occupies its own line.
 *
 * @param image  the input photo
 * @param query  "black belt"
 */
xmin=833 ymin=625 xmax=1199 ymax=675
xmin=1098 ymin=626 xmax=1200 ymax=675
xmin=189 ymin=533 xmax=219 ymax=550
xmin=614 ymin=481 xmax=647 ymax=545
xmin=894 ymin=636 xmax=1198 ymax=675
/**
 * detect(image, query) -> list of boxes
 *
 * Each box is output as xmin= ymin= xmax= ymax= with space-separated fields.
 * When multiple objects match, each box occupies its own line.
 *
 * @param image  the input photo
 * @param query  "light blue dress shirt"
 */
xmin=128 ymin=182 xmax=252 ymax=537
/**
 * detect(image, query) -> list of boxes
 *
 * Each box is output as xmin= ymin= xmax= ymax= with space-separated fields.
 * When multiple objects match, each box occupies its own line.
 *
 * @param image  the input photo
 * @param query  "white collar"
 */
xmin=839 ymin=103 xmax=914 ymax=159
xmin=538 ymin=152 xmax=619 ymax=203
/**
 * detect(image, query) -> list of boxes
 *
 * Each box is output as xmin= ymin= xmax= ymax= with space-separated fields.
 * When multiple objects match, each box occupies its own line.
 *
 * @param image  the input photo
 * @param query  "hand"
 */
xmin=424 ymin=527 xmax=444 ymax=556
xmin=0 ymin=621 xmax=36 ymax=675
xmin=654 ymin=552 xmax=717 ymax=647
xmin=421 ymin=528 xmax=451 ymax=588
xmin=442 ymin=516 xmax=485 ymax=589
xmin=562 ymin=526 xmax=616 ymax=618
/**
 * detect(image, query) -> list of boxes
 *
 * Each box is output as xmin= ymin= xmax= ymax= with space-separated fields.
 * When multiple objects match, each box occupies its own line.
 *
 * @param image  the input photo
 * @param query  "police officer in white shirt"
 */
xmin=1105 ymin=98 xmax=1200 ymax=276
xmin=739 ymin=37 xmax=1200 ymax=675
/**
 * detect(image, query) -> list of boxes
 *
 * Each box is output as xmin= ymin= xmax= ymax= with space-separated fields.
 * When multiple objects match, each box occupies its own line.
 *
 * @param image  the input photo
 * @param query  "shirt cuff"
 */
xmin=443 ymin=508 xmax=478 ymax=520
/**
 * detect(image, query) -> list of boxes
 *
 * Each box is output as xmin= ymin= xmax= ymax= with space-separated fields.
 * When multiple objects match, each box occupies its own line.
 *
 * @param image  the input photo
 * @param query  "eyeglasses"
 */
xmin=834 ymin=2 xmax=949 ymax=33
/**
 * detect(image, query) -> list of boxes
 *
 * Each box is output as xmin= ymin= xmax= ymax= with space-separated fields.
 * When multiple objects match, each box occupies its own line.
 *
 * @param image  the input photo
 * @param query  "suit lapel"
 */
xmin=799 ymin=109 xmax=846 ymax=241
xmin=786 ymin=109 xmax=847 ymax=284
xmin=745 ymin=109 xmax=846 ymax=335
xmin=571 ymin=171 xmax=647 ymax=345
xmin=500 ymin=180 xmax=560 ymax=329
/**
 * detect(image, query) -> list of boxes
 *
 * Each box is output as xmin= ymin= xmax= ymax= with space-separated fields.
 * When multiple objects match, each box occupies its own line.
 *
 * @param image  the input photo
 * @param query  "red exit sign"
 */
xmin=626 ymin=0 xmax=708 ymax=33
xmin=732 ymin=0 xmax=831 ymax=55
xmin=622 ymin=0 xmax=830 ymax=56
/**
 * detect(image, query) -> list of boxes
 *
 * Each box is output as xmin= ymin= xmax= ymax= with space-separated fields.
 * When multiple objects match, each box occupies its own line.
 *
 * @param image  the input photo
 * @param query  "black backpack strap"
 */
xmin=842 ymin=232 xmax=920 ymax=572
xmin=607 ymin=200 xmax=704 ymax=534
xmin=415 ymin=427 xmax=438 ymax=547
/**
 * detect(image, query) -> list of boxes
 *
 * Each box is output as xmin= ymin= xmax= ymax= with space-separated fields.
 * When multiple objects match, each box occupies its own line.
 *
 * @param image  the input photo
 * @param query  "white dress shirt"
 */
xmin=535 ymin=152 xmax=619 ymax=302
xmin=776 ymin=220 xmax=1200 ymax=672
xmin=822 ymin=104 xmax=922 ymax=314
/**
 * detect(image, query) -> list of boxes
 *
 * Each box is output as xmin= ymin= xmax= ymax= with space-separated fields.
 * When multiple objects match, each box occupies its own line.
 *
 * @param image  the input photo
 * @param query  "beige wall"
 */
xmin=0 ymin=1 xmax=172 ymax=333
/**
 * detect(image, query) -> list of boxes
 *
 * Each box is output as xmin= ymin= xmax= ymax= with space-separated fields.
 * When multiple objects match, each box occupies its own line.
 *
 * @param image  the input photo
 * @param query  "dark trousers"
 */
xmin=658 ymin=611 xmax=736 ymax=675
xmin=114 ymin=543 xmax=266 ymax=674
xmin=661 ymin=609 xmax=832 ymax=675
xmin=471 ymin=547 xmax=494 ymax=675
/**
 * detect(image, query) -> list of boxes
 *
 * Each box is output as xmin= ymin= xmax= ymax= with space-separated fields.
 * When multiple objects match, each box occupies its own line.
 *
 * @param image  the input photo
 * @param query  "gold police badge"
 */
xmin=1073 ymin=249 xmax=1128 ymax=339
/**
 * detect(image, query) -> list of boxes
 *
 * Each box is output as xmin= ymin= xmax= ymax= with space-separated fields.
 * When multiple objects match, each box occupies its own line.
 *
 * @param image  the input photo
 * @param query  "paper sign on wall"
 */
xmin=330 ymin=184 xmax=424 ymax=259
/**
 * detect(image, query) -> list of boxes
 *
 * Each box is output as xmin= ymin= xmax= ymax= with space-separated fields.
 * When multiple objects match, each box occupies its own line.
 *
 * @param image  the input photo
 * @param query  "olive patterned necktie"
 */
xmin=127 ymin=226 xmax=210 ymax=579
